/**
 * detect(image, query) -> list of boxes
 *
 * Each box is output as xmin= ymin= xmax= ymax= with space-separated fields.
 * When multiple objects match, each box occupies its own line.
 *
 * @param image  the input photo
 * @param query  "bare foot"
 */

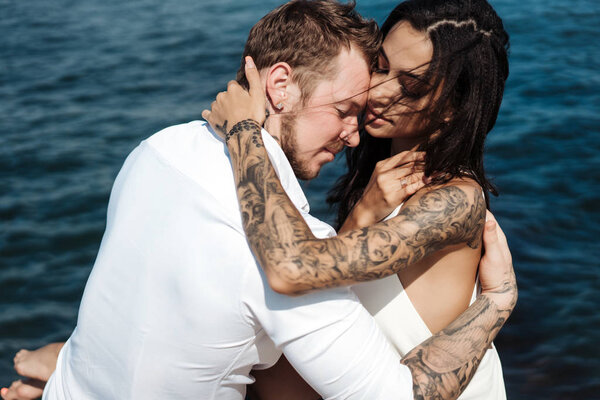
xmin=13 ymin=343 xmax=63 ymax=383
xmin=1 ymin=379 xmax=44 ymax=400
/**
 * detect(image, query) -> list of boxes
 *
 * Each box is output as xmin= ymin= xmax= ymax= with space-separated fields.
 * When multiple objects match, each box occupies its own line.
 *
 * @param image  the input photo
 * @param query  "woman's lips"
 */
xmin=366 ymin=106 xmax=392 ymax=127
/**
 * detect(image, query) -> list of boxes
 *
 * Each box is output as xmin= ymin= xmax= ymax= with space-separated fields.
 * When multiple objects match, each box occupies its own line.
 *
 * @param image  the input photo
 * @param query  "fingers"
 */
xmin=201 ymin=57 xmax=265 ymax=135
xmin=245 ymin=56 xmax=264 ymax=101
xmin=387 ymin=162 xmax=424 ymax=180
xmin=201 ymin=100 xmax=218 ymax=125
xmin=403 ymin=173 xmax=426 ymax=196
xmin=227 ymin=80 xmax=239 ymax=91
xmin=379 ymin=172 xmax=426 ymax=205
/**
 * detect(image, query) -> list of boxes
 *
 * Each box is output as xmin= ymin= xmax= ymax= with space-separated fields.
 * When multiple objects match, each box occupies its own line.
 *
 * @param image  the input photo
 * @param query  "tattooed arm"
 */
xmin=220 ymin=119 xmax=516 ymax=399
xmin=203 ymin=58 xmax=517 ymax=400
xmin=202 ymin=59 xmax=485 ymax=294
xmin=224 ymin=120 xmax=485 ymax=293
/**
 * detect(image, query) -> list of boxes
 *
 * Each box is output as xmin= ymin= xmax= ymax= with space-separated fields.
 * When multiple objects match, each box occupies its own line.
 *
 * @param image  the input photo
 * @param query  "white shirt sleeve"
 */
xmin=240 ymin=249 xmax=414 ymax=400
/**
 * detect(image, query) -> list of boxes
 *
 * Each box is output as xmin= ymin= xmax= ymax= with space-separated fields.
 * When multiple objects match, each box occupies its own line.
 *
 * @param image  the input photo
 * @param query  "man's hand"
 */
xmin=202 ymin=56 xmax=267 ymax=139
xmin=479 ymin=211 xmax=518 ymax=312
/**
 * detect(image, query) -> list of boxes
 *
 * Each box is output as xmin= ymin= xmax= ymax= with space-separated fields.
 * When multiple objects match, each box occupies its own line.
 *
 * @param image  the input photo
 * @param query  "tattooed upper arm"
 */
xmin=396 ymin=182 xmax=486 ymax=252
xmin=265 ymin=182 xmax=486 ymax=294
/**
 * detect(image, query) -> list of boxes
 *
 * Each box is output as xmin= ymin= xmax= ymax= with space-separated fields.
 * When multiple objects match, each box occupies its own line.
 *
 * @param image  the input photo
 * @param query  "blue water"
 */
xmin=1 ymin=0 xmax=599 ymax=398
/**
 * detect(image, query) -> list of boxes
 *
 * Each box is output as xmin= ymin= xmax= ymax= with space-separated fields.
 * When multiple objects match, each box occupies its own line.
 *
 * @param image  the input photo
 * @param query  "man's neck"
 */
xmin=264 ymin=115 xmax=282 ymax=144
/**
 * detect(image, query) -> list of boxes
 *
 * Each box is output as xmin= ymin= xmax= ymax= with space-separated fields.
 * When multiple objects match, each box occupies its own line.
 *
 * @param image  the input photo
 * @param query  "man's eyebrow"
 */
xmin=335 ymin=97 xmax=364 ymax=110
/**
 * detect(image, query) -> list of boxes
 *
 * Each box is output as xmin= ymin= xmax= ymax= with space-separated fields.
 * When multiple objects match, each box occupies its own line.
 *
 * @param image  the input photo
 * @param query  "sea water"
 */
xmin=1 ymin=0 xmax=599 ymax=398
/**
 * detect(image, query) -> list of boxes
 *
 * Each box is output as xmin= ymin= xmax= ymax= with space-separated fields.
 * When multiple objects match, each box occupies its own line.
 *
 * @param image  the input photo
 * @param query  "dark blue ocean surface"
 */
xmin=1 ymin=0 xmax=598 ymax=398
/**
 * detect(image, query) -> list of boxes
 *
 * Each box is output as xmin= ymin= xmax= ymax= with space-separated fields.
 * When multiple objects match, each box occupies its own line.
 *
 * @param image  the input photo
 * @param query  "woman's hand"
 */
xmin=340 ymin=151 xmax=427 ymax=232
xmin=202 ymin=56 xmax=267 ymax=139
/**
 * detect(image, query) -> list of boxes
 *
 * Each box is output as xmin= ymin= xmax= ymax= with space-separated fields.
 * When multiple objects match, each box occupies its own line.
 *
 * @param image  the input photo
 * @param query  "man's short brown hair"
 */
xmin=236 ymin=0 xmax=381 ymax=104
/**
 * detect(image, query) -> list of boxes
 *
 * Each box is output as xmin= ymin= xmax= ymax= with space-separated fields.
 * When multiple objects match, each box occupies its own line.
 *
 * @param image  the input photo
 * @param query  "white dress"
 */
xmin=352 ymin=205 xmax=507 ymax=400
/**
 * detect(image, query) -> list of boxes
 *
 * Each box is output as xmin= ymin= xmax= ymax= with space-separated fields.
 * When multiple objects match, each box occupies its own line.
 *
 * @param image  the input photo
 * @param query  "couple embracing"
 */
xmin=4 ymin=1 xmax=516 ymax=399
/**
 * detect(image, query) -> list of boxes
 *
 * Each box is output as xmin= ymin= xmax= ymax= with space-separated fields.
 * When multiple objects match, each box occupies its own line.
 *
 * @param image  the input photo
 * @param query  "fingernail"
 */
xmin=245 ymin=56 xmax=255 ymax=69
xmin=1 ymin=388 xmax=8 ymax=396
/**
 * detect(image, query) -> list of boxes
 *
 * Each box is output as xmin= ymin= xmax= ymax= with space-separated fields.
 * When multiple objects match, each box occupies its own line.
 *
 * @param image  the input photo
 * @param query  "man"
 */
xmin=4 ymin=1 xmax=516 ymax=399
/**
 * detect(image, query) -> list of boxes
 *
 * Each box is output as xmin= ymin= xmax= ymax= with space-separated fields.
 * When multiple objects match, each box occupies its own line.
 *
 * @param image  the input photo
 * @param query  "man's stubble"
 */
xmin=280 ymin=113 xmax=316 ymax=181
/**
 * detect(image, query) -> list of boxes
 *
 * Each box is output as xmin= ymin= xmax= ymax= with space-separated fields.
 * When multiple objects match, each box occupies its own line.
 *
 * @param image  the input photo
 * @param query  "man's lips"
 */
xmin=326 ymin=142 xmax=345 ymax=155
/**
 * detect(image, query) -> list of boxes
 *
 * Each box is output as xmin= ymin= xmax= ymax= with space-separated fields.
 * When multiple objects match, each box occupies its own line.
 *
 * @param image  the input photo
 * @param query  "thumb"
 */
xmin=245 ymin=56 xmax=264 ymax=101
xmin=483 ymin=219 xmax=498 ymax=247
xmin=481 ymin=218 xmax=502 ymax=265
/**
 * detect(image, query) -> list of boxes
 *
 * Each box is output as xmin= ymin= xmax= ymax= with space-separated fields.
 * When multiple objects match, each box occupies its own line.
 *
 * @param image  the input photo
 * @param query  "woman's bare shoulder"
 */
xmin=399 ymin=177 xmax=484 ymax=332
xmin=399 ymin=177 xmax=486 ymax=250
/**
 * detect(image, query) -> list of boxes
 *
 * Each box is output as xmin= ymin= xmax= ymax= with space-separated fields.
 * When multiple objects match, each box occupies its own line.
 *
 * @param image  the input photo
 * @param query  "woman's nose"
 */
xmin=368 ymin=75 xmax=394 ymax=107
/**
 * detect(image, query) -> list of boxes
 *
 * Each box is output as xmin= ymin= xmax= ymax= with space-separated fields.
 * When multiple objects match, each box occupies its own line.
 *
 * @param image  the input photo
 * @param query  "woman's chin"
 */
xmin=365 ymin=122 xmax=396 ymax=139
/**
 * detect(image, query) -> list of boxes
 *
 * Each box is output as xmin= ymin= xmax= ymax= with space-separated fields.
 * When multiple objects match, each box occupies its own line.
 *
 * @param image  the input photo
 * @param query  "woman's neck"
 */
xmin=390 ymin=136 xmax=424 ymax=156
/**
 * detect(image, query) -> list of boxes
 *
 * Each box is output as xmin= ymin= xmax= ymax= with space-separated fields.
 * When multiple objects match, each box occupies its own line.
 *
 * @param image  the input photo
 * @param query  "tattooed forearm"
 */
xmin=225 ymin=121 xmax=486 ymax=293
xmin=401 ymin=291 xmax=515 ymax=399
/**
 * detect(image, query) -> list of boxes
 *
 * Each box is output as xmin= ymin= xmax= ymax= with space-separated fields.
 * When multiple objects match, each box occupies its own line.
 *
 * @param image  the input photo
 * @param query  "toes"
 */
xmin=2 ymin=380 xmax=22 ymax=400
xmin=1 ymin=379 xmax=44 ymax=400
xmin=15 ymin=349 xmax=28 ymax=360
xmin=14 ymin=361 xmax=26 ymax=377
xmin=15 ymin=379 xmax=44 ymax=400
xmin=13 ymin=349 xmax=28 ymax=365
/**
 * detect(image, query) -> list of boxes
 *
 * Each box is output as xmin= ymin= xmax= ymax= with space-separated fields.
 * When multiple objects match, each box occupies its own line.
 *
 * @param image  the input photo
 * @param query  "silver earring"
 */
xmin=276 ymin=102 xmax=284 ymax=110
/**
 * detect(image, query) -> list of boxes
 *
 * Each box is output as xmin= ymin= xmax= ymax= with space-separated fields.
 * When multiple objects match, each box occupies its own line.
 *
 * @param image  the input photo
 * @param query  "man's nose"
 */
xmin=340 ymin=129 xmax=360 ymax=148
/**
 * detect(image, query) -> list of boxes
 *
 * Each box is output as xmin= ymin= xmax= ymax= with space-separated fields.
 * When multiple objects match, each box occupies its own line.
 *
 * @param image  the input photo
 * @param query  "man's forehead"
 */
xmin=310 ymin=48 xmax=370 ymax=106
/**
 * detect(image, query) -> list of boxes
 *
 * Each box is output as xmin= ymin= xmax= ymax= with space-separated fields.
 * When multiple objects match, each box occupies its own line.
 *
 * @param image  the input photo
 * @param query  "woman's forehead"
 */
xmin=384 ymin=21 xmax=433 ymax=74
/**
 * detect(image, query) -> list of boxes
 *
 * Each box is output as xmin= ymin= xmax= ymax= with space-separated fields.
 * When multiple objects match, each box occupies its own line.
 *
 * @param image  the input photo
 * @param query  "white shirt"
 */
xmin=43 ymin=121 xmax=413 ymax=400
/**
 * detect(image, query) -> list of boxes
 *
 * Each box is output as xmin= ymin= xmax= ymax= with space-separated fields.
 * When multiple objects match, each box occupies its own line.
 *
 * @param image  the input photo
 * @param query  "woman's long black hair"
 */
xmin=327 ymin=0 xmax=509 ymax=229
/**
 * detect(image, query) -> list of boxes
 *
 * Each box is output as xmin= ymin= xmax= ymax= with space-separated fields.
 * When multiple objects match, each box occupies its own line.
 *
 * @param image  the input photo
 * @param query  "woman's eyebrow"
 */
xmin=381 ymin=46 xmax=429 ymax=81
xmin=380 ymin=47 xmax=390 ymax=64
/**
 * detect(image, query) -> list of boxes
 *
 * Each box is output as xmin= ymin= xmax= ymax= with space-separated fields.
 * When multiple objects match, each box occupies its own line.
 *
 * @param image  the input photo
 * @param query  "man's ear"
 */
xmin=264 ymin=62 xmax=295 ymax=112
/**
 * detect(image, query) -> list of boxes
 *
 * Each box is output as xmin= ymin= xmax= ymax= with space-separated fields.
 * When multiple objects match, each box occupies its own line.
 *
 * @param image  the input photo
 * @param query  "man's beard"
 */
xmin=280 ymin=113 xmax=316 ymax=180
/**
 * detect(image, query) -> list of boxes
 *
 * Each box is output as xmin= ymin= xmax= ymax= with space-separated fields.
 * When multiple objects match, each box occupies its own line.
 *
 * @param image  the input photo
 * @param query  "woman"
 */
xmin=205 ymin=0 xmax=510 ymax=399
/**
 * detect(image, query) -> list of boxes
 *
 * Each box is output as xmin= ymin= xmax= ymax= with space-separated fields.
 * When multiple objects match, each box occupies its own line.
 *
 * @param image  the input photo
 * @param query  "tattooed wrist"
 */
xmin=225 ymin=119 xmax=262 ymax=143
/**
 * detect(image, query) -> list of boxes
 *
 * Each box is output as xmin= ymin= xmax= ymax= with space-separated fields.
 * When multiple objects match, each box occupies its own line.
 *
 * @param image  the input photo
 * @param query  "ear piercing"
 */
xmin=275 ymin=91 xmax=286 ymax=110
